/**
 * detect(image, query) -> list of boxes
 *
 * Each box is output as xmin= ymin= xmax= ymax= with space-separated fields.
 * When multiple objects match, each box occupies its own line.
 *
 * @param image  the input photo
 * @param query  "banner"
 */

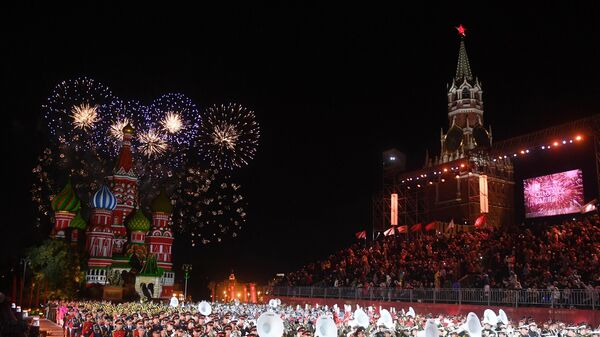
xmin=479 ymin=175 xmax=489 ymax=213
xmin=355 ymin=230 xmax=367 ymax=239
xmin=390 ymin=193 xmax=398 ymax=226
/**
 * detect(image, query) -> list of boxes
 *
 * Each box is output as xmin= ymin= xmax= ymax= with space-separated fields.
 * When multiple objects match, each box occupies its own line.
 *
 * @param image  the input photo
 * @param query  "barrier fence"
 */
xmin=271 ymin=287 xmax=599 ymax=309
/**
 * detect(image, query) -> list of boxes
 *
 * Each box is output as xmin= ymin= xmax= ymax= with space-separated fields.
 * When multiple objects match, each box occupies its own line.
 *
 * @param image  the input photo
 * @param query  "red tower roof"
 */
xmin=114 ymin=124 xmax=136 ymax=176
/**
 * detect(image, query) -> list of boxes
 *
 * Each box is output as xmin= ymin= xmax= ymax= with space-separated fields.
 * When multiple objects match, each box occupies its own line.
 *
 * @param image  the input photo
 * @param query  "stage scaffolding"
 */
xmin=491 ymin=114 xmax=600 ymax=198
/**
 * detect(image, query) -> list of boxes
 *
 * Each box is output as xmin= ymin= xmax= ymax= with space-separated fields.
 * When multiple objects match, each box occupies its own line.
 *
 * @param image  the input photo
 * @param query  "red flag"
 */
xmin=398 ymin=225 xmax=408 ymax=233
xmin=355 ymin=230 xmax=367 ymax=239
xmin=474 ymin=214 xmax=487 ymax=228
xmin=425 ymin=222 xmax=436 ymax=231
xmin=383 ymin=227 xmax=396 ymax=236
xmin=410 ymin=223 xmax=422 ymax=232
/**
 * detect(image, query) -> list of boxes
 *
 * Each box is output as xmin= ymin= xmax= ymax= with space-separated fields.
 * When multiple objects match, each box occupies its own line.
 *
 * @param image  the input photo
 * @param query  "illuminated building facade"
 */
xmin=50 ymin=124 xmax=177 ymax=299
xmin=212 ymin=272 xmax=263 ymax=303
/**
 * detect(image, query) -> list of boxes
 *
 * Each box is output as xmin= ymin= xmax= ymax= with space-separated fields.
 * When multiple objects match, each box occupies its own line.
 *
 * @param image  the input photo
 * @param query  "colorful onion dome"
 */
xmin=51 ymin=180 xmax=81 ymax=213
xmin=122 ymin=123 xmax=134 ymax=135
xmin=127 ymin=209 xmax=150 ymax=232
xmin=69 ymin=212 xmax=87 ymax=230
xmin=151 ymin=190 xmax=173 ymax=214
xmin=91 ymin=185 xmax=117 ymax=210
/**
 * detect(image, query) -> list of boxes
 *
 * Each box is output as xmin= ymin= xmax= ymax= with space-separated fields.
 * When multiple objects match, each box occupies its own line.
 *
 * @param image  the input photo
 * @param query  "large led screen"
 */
xmin=524 ymin=169 xmax=584 ymax=218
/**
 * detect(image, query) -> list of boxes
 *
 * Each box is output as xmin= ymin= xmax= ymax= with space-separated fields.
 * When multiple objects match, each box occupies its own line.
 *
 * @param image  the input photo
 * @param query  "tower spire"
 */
xmin=115 ymin=123 xmax=135 ymax=176
xmin=454 ymin=25 xmax=473 ymax=83
xmin=108 ymin=122 xmax=139 ymax=225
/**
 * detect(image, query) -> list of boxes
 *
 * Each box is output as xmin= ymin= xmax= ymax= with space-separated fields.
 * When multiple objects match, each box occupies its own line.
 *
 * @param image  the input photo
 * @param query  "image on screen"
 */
xmin=524 ymin=169 xmax=584 ymax=218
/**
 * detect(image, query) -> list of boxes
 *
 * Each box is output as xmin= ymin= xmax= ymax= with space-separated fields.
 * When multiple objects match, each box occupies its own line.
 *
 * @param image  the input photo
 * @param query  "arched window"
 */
xmin=462 ymin=88 xmax=471 ymax=99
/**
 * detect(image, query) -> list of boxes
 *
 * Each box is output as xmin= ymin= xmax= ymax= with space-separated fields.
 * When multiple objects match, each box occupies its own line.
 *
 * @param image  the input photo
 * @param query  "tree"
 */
xmin=27 ymin=239 xmax=86 ymax=299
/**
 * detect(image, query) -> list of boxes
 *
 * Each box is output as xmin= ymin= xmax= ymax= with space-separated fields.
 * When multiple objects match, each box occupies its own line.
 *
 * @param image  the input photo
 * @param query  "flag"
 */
xmin=581 ymin=199 xmax=597 ymax=213
xmin=383 ymin=227 xmax=396 ymax=236
xmin=474 ymin=214 xmax=487 ymax=228
xmin=410 ymin=223 xmax=422 ymax=232
xmin=384 ymin=225 xmax=407 ymax=236
xmin=445 ymin=219 xmax=455 ymax=232
xmin=425 ymin=221 xmax=437 ymax=231
xmin=355 ymin=230 xmax=367 ymax=239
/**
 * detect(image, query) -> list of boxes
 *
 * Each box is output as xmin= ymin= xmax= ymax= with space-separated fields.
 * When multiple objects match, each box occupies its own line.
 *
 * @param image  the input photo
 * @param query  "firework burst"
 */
xmin=149 ymin=93 xmax=200 ymax=148
xmin=109 ymin=117 xmax=133 ymax=141
xmin=171 ymin=168 xmax=247 ymax=246
xmin=161 ymin=111 xmax=184 ymax=134
xmin=198 ymin=103 xmax=260 ymax=170
xmin=32 ymin=145 xmax=109 ymax=227
xmin=43 ymin=77 xmax=114 ymax=149
xmin=94 ymin=99 xmax=150 ymax=156
xmin=138 ymin=129 xmax=168 ymax=158
xmin=71 ymin=103 xmax=99 ymax=130
xmin=36 ymin=78 xmax=257 ymax=245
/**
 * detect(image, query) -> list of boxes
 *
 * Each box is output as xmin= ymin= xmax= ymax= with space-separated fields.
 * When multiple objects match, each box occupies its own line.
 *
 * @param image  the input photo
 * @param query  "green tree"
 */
xmin=27 ymin=239 xmax=86 ymax=299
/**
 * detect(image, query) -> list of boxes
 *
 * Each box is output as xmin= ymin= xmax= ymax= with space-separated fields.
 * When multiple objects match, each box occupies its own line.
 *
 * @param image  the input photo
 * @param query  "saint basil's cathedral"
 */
xmin=49 ymin=124 xmax=176 ymax=300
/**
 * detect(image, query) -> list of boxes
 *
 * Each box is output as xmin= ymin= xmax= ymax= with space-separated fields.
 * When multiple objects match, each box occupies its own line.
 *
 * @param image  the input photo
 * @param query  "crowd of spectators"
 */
xmin=277 ymin=215 xmax=600 ymax=291
xmin=44 ymin=300 xmax=600 ymax=337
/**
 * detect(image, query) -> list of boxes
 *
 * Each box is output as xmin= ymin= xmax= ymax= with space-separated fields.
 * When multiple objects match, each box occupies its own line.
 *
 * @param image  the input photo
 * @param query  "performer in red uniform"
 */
xmin=82 ymin=314 xmax=94 ymax=337
xmin=112 ymin=320 xmax=126 ymax=337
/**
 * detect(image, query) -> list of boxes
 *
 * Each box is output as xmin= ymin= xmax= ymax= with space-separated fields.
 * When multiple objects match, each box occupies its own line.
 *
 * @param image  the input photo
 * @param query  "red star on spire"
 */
xmin=456 ymin=24 xmax=466 ymax=37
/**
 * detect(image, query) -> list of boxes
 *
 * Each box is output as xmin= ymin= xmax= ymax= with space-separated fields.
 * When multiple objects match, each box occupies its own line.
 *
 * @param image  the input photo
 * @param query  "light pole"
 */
xmin=182 ymin=264 xmax=192 ymax=301
xmin=19 ymin=258 xmax=30 ymax=307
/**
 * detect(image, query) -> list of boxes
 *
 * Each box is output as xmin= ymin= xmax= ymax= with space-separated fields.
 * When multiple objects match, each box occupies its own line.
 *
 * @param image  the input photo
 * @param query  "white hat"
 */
xmin=482 ymin=309 xmax=498 ymax=325
xmin=417 ymin=319 xmax=440 ymax=337
xmin=462 ymin=312 xmax=482 ymax=337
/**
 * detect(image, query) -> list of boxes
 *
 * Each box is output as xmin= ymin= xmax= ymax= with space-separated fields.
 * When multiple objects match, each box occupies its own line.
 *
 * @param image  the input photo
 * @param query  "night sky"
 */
xmin=3 ymin=2 xmax=600 ymax=297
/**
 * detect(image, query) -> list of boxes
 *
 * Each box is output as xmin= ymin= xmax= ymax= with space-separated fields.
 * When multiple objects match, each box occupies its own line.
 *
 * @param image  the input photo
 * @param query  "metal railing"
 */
xmin=271 ymin=287 xmax=599 ymax=309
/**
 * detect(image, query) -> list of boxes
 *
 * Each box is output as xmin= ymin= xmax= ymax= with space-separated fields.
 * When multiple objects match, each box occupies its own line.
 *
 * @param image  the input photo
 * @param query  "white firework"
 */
xmin=138 ymin=129 xmax=167 ymax=157
xmin=212 ymin=123 xmax=239 ymax=150
xmin=71 ymin=103 xmax=99 ymax=130
xmin=160 ymin=111 xmax=184 ymax=134
xmin=109 ymin=117 xmax=132 ymax=141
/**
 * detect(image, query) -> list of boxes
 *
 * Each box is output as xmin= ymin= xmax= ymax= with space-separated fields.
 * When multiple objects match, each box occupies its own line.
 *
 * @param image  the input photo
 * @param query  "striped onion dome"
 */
xmin=91 ymin=185 xmax=117 ymax=210
xmin=69 ymin=212 xmax=87 ymax=230
xmin=51 ymin=180 xmax=81 ymax=213
xmin=127 ymin=209 xmax=150 ymax=232
xmin=151 ymin=190 xmax=173 ymax=214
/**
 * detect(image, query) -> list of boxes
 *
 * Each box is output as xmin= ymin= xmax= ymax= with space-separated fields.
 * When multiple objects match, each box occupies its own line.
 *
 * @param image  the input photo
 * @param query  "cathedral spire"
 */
xmin=454 ymin=25 xmax=473 ymax=83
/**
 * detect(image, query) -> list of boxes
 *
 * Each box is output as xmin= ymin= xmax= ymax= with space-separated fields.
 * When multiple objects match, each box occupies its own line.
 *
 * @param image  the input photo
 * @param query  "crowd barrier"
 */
xmin=271 ymin=287 xmax=599 ymax=309
xmin=272 ymin=295 xmax=600 ymax=326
